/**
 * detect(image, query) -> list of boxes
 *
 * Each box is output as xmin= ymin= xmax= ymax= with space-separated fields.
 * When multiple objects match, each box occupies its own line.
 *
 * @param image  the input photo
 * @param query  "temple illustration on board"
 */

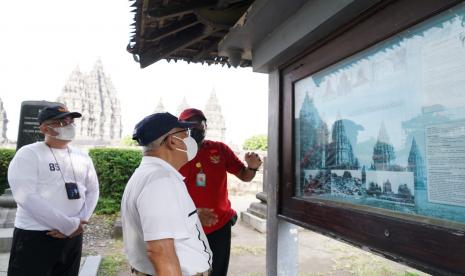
xmin=298 ymin=94 xmax=418 ymax=205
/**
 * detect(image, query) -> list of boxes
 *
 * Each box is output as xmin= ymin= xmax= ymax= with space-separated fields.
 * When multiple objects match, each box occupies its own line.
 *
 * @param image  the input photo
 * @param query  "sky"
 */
xmin=0 ymin=0 xmax=268 ymax=147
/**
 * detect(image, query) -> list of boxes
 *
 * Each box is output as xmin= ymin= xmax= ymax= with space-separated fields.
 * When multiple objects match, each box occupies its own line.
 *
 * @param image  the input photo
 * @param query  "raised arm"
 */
xmin=235 ymin=152 xmax=263 ymax=182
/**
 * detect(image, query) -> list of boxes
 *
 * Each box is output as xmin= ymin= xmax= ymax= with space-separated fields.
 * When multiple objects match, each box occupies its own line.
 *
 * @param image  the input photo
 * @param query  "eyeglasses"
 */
xmin=159 ymin=129 xmax=190 ymax=145
xmin=47 ymin=118 xmax=75 ymax=128
xmin=170 ymin=129 xmax=190 ymax=136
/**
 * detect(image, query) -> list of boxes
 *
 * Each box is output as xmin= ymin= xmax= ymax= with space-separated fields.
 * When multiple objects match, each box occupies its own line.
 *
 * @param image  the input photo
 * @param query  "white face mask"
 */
xmin=173 ymin=135 xmax=198 ymax=161
xmin=49 ymin=124 xmax=76 ymax=141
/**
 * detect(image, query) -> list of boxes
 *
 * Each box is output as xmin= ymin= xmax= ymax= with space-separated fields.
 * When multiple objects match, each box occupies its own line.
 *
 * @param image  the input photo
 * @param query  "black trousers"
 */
xmin=8 ymin=228 xmax=83 ymax=276
xmin=207 ymin=216 xmax=236 ymax=276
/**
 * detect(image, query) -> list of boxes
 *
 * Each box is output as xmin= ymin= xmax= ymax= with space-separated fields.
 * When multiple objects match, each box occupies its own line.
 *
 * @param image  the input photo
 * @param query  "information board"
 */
xmin=294 ymin=2 xmax=465 ymax=225
xmin=16 ymin=101 xmax=60 ymax=150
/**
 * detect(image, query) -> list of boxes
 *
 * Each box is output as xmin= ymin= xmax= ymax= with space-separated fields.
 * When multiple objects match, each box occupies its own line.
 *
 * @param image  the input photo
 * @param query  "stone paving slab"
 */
xmin=79 ymin=255 xmax=102 ymax=276
xmin=0 ymin=253 xmax=9 ymax=274
xmin=0 ymin=253 xmax=100 ymax=276
xmin=0 ymin=228 xmax=13 ymax=253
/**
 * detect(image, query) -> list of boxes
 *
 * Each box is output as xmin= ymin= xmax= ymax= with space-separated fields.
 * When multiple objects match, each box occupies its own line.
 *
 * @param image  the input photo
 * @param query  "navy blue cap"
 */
xmin=38 ymin=105 xmax=82 ymax=125
xmin=132 ymin=112 xmax=195 ymax=146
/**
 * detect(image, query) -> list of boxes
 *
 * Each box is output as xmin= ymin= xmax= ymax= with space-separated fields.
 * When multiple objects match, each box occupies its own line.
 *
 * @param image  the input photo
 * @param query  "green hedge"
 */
xmin=89 ymin=148 xmax=142 ymax=214
xmin=0 ymin=149 xmax=15 ymax=194
xmin=0 ymin=147 xmax=142 ymax=214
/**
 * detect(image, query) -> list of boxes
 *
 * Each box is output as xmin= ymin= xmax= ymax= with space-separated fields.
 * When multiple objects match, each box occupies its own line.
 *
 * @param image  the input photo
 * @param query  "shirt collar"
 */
xmin=140 ymin=156 xmax=185 ymax=181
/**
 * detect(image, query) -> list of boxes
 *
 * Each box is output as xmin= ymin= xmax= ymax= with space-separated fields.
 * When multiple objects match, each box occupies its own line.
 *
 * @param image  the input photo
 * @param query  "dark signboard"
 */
xmin=16 ymin=101 xmax=60 ymax=150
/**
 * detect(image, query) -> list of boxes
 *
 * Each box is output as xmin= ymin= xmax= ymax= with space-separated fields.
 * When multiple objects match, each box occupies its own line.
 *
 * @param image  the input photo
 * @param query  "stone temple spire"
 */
xmin=58 ymin=67 xmax=88 ymax=136
xmin=299 ymin=93 xmax=328 ymax=169
xmin=377 ymin=121 xmax=390 ymax=144
xmin=0 ymin=97 xmax=8 ymax=143
xmin=372 ymin=122 xmax=396 ymax=170
xmin=326 ymin=119 xmax=357 ymax=169
xmin=176 ymin=97 xmax=189 ymax=116
xmin=154 ymin=98 xmax=165 ymax=113
xmin=88 ymin=59 xmax=122 ymax=141
xmin=408 ymin=137 xmax=426 ymax=189
xmin=204 ymin=89 xmax=226 ymax=142
xmin=57 ymin=60 xmax=122 ymax=145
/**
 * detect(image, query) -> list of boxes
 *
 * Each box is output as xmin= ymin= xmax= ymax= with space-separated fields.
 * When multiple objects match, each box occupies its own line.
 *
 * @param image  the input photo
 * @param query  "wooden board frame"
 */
xmin=278 ymin=0 xmax=465 ymax=275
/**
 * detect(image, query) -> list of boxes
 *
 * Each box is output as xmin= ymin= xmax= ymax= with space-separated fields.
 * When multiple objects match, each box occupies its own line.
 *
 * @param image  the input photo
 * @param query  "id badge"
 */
xmin=196 ymin=172 xmax=206 ymax=187
xmin=65 ymin=182 xmax=81 ymax=200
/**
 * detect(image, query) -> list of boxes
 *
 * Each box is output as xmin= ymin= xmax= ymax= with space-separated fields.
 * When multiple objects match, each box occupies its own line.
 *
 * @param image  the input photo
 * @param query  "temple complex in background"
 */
xmin=176 ymin=97 xmax=189 ymax=116
xmin=203 ymin=90 xmax=226 ymax=142
xmin=167 ymin=90 xmax=226 ymax=142
xmin=57 ymin=60 xmax=122 ymax=146
xmin=0 ymin=97 xmax=8 ymax=144
xmin=154 ymin=98 xmax=165 ymax=113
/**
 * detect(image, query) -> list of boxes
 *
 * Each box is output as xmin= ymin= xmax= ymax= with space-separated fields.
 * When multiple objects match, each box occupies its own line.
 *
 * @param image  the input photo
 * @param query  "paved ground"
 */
xmin=0 ymin=253 xmax=7 ymax=276
xmin=227 ymin=195 xmax=428 ymax=276
xmin=228 ymin=220 xmax=428 ymax=276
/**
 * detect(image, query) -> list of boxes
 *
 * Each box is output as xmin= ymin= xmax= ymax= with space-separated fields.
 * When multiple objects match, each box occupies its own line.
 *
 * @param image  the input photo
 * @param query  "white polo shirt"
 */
xmin=121 ymin=156 xmax=212 ymax=276
xmin=7 ymin=141 xmax=99 ymax=236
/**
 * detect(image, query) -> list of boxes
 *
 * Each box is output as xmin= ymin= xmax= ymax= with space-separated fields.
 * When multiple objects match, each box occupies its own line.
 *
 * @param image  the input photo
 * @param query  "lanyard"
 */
xmin=48 ymin=146 xmax=77 ymax=184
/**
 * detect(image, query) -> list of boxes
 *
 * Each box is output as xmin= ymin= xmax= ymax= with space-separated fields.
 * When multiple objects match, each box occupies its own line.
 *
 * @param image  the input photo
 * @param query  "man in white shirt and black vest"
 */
xmin=7 ymin=104 xmax=100 ymax=276
xmin=121 ymin=112 xmax=212 ymax=276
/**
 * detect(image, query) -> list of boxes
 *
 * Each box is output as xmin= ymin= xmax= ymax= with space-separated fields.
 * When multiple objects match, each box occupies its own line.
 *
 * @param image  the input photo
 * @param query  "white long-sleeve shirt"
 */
xmin=8 ymin=142 xmax=99 ymax=236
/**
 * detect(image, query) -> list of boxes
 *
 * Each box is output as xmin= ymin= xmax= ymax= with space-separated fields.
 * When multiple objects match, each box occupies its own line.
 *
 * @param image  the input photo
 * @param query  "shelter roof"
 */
xmin=128 ymin=0 xmax=254 ymax=68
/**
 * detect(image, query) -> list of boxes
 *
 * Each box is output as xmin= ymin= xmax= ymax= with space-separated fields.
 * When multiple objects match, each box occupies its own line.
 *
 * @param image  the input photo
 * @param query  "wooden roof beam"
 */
xmin=139 ymin=25 xmax=217 ymax=68
xmin=144 ymin=16 xmax=199 ymax=42
xmin=147 ymin=0 xmax=217 ymax=20
xmin=193 ymin=40 xmax=220 ymax=61
xmin=210 ymin=31 xmax=228 ymax=37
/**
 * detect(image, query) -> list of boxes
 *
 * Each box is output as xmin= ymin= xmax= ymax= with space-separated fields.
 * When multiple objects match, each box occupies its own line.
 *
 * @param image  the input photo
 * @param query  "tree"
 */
xmin=120 ymin=135 xmax=138 ymax=147
xmin=243 ymin=134 xmax=267 ymax=150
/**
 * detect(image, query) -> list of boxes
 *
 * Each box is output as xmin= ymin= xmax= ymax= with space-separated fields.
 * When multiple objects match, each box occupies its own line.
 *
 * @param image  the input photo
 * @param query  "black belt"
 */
xmin=131 ymin=267 xmax=209 ymax=276
xmin=131 ymin=267 xmax=152 ymax=276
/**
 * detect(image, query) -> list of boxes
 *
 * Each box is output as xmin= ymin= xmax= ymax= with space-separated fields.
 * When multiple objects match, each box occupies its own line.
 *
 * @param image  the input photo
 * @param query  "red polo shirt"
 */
xmin=179 ymin=140 xmax=245 ymax=234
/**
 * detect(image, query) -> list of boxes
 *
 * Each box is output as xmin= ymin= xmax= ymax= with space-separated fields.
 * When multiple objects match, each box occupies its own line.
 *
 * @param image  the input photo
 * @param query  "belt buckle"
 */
xmin=131 ymin=267 xmax=149 ymax=276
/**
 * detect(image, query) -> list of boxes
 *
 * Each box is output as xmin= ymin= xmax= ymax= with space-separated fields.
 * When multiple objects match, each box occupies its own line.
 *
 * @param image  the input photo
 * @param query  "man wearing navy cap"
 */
xmin=7 ymin=103 xmax=99 ymax=276
xmin=121 ymin=112 xmax=212 ymax=276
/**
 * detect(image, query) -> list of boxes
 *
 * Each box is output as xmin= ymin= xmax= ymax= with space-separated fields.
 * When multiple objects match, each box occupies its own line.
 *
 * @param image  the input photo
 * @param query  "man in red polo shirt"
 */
xmin=179 ymin=108 xmax=262 ymax=276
